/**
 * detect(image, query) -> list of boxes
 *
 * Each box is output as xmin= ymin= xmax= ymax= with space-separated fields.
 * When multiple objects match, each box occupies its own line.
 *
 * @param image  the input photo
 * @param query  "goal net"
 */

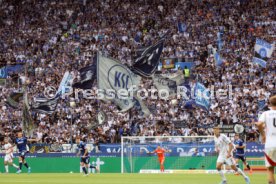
xmin=121 ymin=136 xmax=217 ymax=173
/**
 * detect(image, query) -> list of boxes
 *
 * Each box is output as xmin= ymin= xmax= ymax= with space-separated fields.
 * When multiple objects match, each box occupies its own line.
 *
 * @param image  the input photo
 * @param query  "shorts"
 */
xmin=19 ymin=151 xmax=27 ymax=159
xmin=264 ymin=148 xmax=276 ymax=167
xmin=158 ymin=157 xmax=165 ymax=164
xmin=217 ymin=155 xmax=235 ymax=166
xmin=80 ymin=156 xmax=90 ymax=164
xmin=4 ymin=154 xmax=13 ymax=162
xmin=234 ymin=155 xmax=246 ymax=162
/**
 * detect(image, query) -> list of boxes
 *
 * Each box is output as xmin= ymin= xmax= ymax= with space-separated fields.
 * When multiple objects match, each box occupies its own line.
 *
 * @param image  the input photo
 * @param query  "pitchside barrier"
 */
xmin=0 ymin=139 xmax=269 ymax=173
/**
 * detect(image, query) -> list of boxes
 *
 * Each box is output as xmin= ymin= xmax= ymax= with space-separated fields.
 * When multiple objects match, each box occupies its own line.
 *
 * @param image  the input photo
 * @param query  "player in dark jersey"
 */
xmin=15 ymin=132 xmax=37 ymax=174
xmin=76 ymin=137 xmax=90 ymax=176
xmin=234 ymin=134 xmax=252 ymax=174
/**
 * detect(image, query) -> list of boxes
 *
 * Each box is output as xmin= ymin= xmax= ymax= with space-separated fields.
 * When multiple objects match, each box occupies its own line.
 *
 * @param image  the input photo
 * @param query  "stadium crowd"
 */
xmin=0 ymin=0 xmax=275 ymax=144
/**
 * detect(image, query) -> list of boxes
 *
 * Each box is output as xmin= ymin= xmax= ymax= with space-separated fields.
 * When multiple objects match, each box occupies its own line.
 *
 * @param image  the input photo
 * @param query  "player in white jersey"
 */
xmin=214 ymin=127 xmax=250 ymax=184
xmin=256 ymin=95 xmax=276 ymax=184
xmin=3 ymin=137 xmax=19 ymax=173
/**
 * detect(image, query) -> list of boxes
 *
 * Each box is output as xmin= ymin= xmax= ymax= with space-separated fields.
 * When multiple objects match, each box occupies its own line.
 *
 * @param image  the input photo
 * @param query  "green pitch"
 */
xmin=0 ymin=173 xmax=267 ymax=184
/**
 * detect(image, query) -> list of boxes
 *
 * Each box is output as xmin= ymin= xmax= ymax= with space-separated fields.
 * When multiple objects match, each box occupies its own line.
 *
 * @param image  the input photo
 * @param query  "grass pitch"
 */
xmin=0 ymin=173 xmax=267 ymax=184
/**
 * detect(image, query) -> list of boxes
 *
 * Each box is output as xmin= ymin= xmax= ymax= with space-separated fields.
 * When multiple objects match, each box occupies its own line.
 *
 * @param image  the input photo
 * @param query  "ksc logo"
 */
xmin=108 ymin=65 xmax=133 ymax=91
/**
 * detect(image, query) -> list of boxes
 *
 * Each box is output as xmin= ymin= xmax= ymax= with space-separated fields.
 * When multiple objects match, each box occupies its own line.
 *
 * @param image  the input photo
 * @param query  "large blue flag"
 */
xmin=194 ymin=82 xmax=211 ymax=110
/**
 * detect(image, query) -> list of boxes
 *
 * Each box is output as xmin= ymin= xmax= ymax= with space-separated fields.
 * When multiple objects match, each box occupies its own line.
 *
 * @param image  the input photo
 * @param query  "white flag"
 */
xmin=97 ymin=53 xmax=141 ymax=112
xmin=153 ymin=71 xmax=184 ymax=97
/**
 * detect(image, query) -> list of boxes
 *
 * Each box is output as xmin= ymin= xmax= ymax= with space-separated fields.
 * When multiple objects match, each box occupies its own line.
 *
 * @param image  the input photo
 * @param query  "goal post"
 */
xmin=121 ymin=136 xmax=217 ymax=174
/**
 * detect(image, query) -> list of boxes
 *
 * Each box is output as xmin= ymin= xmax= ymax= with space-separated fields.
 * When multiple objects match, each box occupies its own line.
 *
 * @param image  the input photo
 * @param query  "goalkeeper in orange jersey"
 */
xmin=149 ymin=146 xmax=171 ymax=172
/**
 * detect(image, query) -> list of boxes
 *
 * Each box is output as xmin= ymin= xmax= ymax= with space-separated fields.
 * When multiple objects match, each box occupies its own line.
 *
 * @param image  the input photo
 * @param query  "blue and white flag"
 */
xmin=258 ymin=100 xmax=266 ymax=111
xmin=213 ymin=48 xmax=224 ymax=66
xmin=56 ymin=71 xmax=74 ymax=97
xmin=0 ymin=66 xmax=7 ymax=78
xmin=153 ymin=71 xmax=184 ymax=98
xmin=253 ymin=38 xmax=274 ymax=68
xmin=217 ymin=32 xmax=223 ymax=51
xmin=194 ymin=82 xmax=211 ymax=110
xmin=132 ymin=39 xmax=164 ymax=77
xmin=98 ymin=53 xmax=141 ymax=112
xmin=177 ymin=22 xmax=186 ymax=33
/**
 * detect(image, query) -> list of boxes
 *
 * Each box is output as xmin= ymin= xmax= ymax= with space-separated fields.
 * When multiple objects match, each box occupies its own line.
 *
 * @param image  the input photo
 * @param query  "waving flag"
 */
xmin=194 ymin=82 xmax=211 ymax=110
xmin=132 ymin=39 xmax=164 ymax=77
xmin=153 ymin=71 xmax=184 ymax=98
xmin=73 ymin=64 xmax=96 ymax=89
xmin=217 ymin=32 xmax=223 ymax=51
xmin=98 ymin=53 xmax=141 ymax=112
xmin=6 ymin=92 xmax=24 ymax=109
xmin=32 ymin=96 xmax=59 ymax=114
xmin=23 ymin=92 xmax=34 ymax=136
xmin=253 ymin=38 xmax=274 ymax=68
xmin=213 ymin=48 xmax=224 ymax=67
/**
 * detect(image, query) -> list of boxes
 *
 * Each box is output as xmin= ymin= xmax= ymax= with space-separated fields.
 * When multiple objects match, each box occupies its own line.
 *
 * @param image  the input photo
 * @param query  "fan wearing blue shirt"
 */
xmin=234 ymin=134 xmax=252 ymax=174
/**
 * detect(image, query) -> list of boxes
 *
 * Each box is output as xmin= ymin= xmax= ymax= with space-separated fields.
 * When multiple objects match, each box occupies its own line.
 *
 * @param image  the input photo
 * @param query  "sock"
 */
xmin=5 ymin=165 xmax=8 ymax=173
xmin=89 ymin=165 xmax=96 ymax=169
xmin=237 ymin=168 xmax=247 ymax=178
xmin=218 ymin=170 xmax=226 ymax=181
xmin=82 ymin=167 xmax=87 ymax=174
xmin=13 ymin=164 xmax=19 ymax=169
xmin=246 ymin=163 xmax=251 ymax=170
xmin=24 ymin=163 xmax=29 ymax=169
xmin=19 ymin=163 xmax=23 ymax=170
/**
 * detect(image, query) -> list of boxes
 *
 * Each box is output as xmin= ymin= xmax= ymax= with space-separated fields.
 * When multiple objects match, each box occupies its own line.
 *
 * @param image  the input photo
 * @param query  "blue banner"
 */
xmin=253 ymin=38 xmax=274 ymax=68
xmin=0 ymin=65 xmax=23 ymax=78
xmin=6 ymin=65 xmax=24 ymax=73
xmin=0 ymin=142 xmax=265 ymax=157
xmin=174 ymin=62 xmax=194 ymax=70
xmin=194 ymin=82 xmax=211 ymax=110
xmin=0 ymin=66 xmax=7 ymax=78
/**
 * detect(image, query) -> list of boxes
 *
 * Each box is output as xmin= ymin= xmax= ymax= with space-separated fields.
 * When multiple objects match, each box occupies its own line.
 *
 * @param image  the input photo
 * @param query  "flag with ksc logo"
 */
xmin=97 ymin=53 xmax=141 ymax=112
